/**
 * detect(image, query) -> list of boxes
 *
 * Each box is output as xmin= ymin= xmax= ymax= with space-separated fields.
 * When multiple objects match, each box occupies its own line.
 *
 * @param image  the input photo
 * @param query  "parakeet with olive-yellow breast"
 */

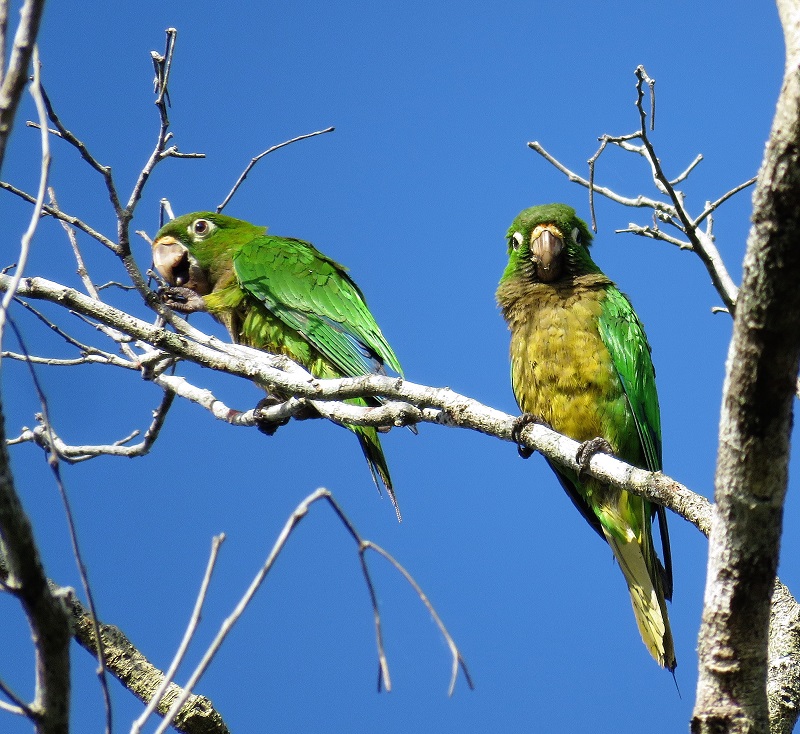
xmin=496 ymin=203 xmax=675 ymax=670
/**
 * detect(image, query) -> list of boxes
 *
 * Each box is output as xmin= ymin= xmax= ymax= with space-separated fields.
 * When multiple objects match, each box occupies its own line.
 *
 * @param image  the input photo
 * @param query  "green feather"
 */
xmin=597 ymin=287 xmax=662 ymax=471
xmin=233 ymin=236 xmax=402 ymax=377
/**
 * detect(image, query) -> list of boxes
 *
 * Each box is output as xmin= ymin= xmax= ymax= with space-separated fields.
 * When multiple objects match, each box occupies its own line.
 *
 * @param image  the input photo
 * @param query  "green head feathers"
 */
xmin=501 ymin=203 xmax=597 ymax=284
xmin=152 ymin=212 xmax=267 ymax=295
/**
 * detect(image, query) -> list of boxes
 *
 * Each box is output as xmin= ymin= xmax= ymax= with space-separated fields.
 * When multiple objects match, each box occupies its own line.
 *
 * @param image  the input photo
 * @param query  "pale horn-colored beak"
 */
xmin=530 ymin=228 xmax=564 ymax=282
xmin=152 ymin=236 xmax=211 ymax=294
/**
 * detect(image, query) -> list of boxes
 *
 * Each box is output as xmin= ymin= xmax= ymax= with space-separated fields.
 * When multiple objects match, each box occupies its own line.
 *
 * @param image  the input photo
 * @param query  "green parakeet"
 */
xmin=152 ymin=212 xmax=405 ymax=518
xmin=496 ymin=203 xmax=675 ymax=670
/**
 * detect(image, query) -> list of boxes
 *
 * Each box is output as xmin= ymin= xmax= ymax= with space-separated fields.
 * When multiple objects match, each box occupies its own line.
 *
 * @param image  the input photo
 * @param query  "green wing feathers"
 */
xmin=597 ymin=286 xmax=675 ymax=669
xmin=233 ymin=237 xmax=402 ymax=377
xmin=232 ymin=235 xmax=403 ymax=519
xmin=597 ymin=287 xmax=662 ymax=472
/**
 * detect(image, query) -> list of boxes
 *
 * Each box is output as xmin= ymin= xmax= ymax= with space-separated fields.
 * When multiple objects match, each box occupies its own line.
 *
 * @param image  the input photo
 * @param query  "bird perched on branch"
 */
xmin=152 ymin=212 xmax=405 ymax=519
xmin=496 ymin=203 xmax=675 ymax=670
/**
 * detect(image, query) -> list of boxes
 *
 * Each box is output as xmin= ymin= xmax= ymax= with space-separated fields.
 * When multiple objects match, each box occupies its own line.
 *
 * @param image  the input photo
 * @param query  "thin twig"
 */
xmin=131 ymin=534 xmax=226 ymax=734
xmin=12 ymin=386 xmax=176 ymax=462
xmin=670 ymin=154 xmax=703 ymax=185
xmin=7 ymin=318 xmax=114 ymax=734
xmin=50 ymin=187 xmax=102 ymax=298
xmin=153 ymin=488 xmax=471 ymax=734
xmin=695 ymin=176 xmax=758 ymax=226
xmin=366 ymin=541 xmax=474 ymax=695
xmin=0 ymin=46 xmax=49 ymax=350
xmin=123 ymin=29 xmax=179 ymax=231
xmin=12 ymin=297 xmax=120 ymax=359
xmin=38 ymin=86 xmax=123 ymax=216
xmin=0 ymin=180 xmax=117 ymax=250
xmin=216 ymin=126 xmax=335 ymax=213
xmin=632 ymin=66 xmax=739 ymax=312
xmin=529 ymin=65 xmax=745 ymax=314
xmin=529 ymin=140 xmax=668 ymax=213
xmin=0 ymin=676 xmax=33 ymax=717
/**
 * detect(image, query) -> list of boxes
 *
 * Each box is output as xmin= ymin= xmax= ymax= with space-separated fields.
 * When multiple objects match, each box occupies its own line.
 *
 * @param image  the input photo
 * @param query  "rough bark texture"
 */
xmin=0 ymin=393 xmax=71 ymax=734
xmin=768 ymin=582 xmax=800 ymax=733
xmin=692 ymin=2 xmax=800 ymax=731
xmin=68 ymin=594 xmax=230 ymax=734
xmin=0 ymin=0 xmax=46 ymax=173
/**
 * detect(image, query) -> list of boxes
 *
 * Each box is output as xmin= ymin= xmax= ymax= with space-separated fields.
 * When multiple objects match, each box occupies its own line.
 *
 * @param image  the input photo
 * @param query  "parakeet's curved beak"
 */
xmin=530 ymin=226 xmax=564 ymax=282
xmin=152 ymin=236 xmax=211 ymax=295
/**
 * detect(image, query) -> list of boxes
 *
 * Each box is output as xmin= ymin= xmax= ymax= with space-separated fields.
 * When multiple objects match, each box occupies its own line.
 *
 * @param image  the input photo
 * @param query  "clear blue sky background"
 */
xmin=1 ymin=1 xmax=794 ymax=732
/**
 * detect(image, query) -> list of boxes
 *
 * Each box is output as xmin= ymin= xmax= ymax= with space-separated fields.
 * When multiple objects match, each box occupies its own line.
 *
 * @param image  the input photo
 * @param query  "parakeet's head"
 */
xmin=501 ymin=203 xmax=596 ymax=284
xmin=152 ymin=211 xmax=266 ymax=293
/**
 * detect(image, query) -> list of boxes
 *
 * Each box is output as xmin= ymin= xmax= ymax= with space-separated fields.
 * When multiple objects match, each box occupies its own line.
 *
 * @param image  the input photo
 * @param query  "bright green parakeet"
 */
xmin=152 ymin=212 xmax=405 ymax=519
xmin=496 ymin=203 xmax=675 ymax=670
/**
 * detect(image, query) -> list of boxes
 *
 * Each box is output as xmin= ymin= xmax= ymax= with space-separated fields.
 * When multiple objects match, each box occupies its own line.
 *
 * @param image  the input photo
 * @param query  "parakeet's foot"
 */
xmin=253 ymin=396 xmax=292 ymax=436
xmin=575 ymin=437 xmax=614 ymax=479
xmin=253 ymin=396 xmax=321 ymax=435
xmin=158 ymin=285 xmax=208 ymax=314
xmin=511 ymin=413 xmax=551 ymax=459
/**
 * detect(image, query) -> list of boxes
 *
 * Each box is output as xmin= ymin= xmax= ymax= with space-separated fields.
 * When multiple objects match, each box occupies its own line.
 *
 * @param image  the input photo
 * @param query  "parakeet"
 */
xmin=152 ymin=212 xmax=405 ymax=519
xmin=496 ymin=203 xmax=675 ymax=670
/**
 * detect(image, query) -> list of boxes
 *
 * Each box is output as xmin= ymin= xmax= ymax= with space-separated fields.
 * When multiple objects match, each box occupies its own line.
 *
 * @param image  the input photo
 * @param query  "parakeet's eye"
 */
xmin=571 ymin=227 xmax=582 ymax=245
xmin=511 ymin=232 xmax=524 ymax=251
xmin=190 ymin=219 xmax=215 ymax=238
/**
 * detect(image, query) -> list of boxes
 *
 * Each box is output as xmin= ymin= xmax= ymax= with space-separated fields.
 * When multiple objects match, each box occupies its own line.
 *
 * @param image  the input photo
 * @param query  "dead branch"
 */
xmin=529 ymin=65 xmax=747 ymax=314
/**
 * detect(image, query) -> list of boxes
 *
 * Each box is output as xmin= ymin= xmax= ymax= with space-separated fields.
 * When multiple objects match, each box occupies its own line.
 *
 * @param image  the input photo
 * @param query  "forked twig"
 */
xmin=366 ymin=541 xmax=474 ymax=696
xmin=154 ymin=488 xmax=471 ymax=734
xmin=529 ymin=64 xmax=750 ymax=314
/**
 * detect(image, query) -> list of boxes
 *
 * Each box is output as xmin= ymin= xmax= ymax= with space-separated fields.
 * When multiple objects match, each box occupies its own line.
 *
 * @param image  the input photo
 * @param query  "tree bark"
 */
xmin=692 ymin=1 xmax=800 ymax=731
xmin=0 ymin=392 xmax=71 ymax=734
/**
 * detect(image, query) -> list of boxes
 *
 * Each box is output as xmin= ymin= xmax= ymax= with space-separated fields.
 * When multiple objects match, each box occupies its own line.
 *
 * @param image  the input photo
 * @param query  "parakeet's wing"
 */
xmin=597 ymin=287 xmax=662 ymax=471
xmin=232 ymin=235 xmax=402 ymax=377
xmin=597 ymin=285 xmax=672 ymax=597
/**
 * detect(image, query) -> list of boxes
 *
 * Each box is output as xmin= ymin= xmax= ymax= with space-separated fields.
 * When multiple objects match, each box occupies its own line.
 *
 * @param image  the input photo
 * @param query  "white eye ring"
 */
xmin=190 ymin=218 xmax=215 ymax=239
xmin=571 ymin=227 xmax=581 ymax=244
xmin=511 ymin=232 xmax=524 ymax=250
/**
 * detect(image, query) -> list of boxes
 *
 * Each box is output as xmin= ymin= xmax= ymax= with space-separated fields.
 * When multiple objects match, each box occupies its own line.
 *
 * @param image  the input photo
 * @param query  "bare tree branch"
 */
xmin=153 ymin=488 xmax=471 ymax=734
xmin=692 ymin=2 xmax=800 ymax=730
xmin=131 ymin=534 xmax=226 ymax=734
xmin=529 ymin=66 xmax=749 ymax=314
xmin=7 ymin=317 xmax=113 ymax=733
xmin=0 ymin=270 xmax=709 ymax=533
xmin=0 ymin=390 xmax=71 ymax=734
xmin=0 ymin=0 xmax=46 ymax=172
xmin=65 ymin=589 xmax=230 ymax=734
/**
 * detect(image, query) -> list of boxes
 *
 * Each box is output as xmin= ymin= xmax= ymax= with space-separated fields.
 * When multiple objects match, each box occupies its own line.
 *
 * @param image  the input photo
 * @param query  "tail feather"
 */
xmin=604 ymin=528 xmax=676 ymax=671
xmin=353 ymin=424 xmax=401 ymax=522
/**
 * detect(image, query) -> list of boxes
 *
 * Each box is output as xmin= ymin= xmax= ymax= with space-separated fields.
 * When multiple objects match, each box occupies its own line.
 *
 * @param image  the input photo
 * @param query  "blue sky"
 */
xmin=1 ymin=1 xmax=793 ymax=732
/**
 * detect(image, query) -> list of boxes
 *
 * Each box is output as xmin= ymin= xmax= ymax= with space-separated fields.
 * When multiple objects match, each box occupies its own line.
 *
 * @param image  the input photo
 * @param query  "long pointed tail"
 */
xmin=604 ymin=529 xmax=676 ymax=671
xmin=353 ymin=424 xmax=401 ymax=522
